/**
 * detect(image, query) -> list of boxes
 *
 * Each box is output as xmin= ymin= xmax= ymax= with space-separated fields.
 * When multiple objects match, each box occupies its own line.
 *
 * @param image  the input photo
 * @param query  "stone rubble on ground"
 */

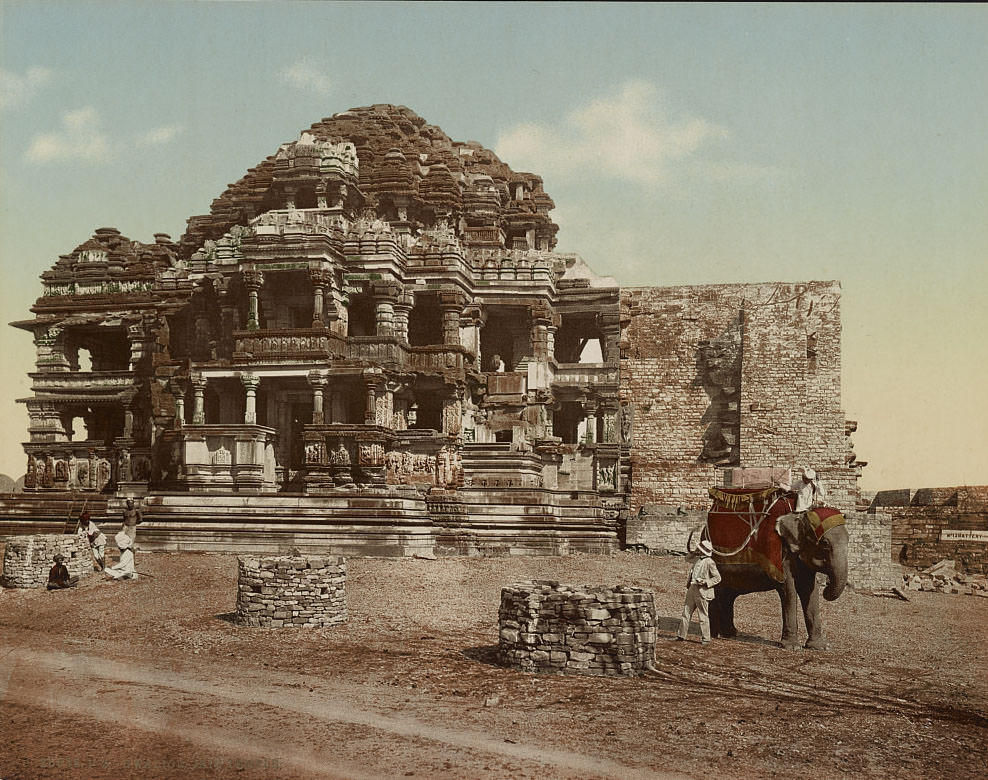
xmin=901 ymin=559 xmax=988 ymax=596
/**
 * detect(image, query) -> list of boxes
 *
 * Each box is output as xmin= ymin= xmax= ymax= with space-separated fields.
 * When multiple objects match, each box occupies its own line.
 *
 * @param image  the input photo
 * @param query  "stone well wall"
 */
xmin=1 ymin=533 xmax=92 ymax=588
xmin=498 ymin=580 xmax=656 ymax=677
xmin=235 ymin=555 xmax=347 ymax=628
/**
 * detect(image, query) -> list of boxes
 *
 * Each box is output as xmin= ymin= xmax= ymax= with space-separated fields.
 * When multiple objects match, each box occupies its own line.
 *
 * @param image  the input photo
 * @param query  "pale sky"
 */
xmin=1 ymin=2 xmax=985 ymax=491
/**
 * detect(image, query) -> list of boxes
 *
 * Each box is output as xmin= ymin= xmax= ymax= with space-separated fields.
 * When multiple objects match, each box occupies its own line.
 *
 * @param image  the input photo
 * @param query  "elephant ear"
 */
xmin=776 ymin=514 xmax=802 ymax=556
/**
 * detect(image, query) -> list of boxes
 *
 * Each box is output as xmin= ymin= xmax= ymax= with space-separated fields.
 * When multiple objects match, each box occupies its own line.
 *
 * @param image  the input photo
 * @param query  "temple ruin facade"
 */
xmin=3 ymin=105 xmax=865 ymax=555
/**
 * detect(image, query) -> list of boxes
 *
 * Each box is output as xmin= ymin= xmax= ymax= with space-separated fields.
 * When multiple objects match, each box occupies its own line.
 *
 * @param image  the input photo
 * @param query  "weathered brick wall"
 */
xmin=620 ymin=282 xmax=858 ymax=512
xmin=845 ymin=511 xmax=899 ymax=590
xmin=624 ymin=505 xmax=706 ymax=553
xmin=872 ymin=486 xmax=988 ymax=573
xmin=235 ymin=555 xmax=347 ymax=628
xmin=498 ymin=581 xmax=656 ymax=676
xmin=1 ymin=533 xmax=92 ymax=588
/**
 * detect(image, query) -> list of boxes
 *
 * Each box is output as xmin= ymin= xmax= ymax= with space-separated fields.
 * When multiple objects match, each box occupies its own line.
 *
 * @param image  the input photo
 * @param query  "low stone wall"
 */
xmin=235 ymin=555 xmax=347 ymax=628
xmin=498 ymin=580 xmax=656 ymax=677
xmin=845 ymin=510 xmax=899 ymax=590
xmin=872 ymin=486 xmax=988 ymax=574
xmin=1 ymin=533 xmax=92 ymax=588
xmin=625 ymin=504 xmax=706 ymax=553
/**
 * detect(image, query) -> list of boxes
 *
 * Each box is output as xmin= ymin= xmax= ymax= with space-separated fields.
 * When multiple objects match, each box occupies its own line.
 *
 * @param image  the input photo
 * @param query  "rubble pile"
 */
xmin=235 ymin=555 xmax=347 ymax=628
xmin=498 ymin=580 xmax=656 ymax=677
xmin=902 ymin=559 xmax=988 ymax=596
xmin=1 ymin=534 xmax=92 ymax=589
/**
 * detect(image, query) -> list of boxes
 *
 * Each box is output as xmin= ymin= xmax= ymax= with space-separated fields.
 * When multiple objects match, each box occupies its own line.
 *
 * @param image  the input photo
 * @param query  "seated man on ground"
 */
xmin=47 ymin=554 xmax=79 ymax=590
xmin=105 ymin=532 xmax=138 ymax=581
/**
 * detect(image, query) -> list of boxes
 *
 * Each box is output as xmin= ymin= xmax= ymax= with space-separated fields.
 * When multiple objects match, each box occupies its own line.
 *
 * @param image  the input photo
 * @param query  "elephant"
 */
xmin=698 ymin=504 xmax=849 ymax=650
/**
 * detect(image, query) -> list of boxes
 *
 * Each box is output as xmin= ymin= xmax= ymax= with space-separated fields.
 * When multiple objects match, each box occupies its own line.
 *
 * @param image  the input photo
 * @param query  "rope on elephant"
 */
xmin=704 ymin=493 xmax=786 ymax=557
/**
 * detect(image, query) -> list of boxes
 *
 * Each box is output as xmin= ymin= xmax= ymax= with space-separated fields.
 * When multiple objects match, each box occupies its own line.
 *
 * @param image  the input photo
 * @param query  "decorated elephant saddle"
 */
xmin=707 ymin=486 xmax=845 ymax=583
xmin=707 ymin=485 xmax=794 ymax=583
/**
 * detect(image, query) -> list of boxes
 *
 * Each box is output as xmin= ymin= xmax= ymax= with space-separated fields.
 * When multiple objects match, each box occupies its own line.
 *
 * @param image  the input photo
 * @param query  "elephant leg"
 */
xmin=711 ymin=588 xmax=738 ymax=638
xmin=779 ymin=560 xmax=801 ymax=650
xmin=796 ymin=565 xmax=830 ymax=650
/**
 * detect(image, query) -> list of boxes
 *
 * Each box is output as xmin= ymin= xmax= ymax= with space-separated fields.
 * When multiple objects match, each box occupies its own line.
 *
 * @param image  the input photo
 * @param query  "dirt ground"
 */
xmin=1 ymin=544 xmax=986 ymax=780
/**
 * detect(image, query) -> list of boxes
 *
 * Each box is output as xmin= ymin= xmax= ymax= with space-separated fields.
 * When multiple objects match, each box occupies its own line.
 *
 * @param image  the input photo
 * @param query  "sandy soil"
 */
xmin=1 ymin=546 xmax=985 ymax=780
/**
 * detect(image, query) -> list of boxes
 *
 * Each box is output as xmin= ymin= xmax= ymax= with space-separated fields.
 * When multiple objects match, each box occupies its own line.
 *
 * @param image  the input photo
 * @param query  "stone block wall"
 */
xmin=872 ymin=486 xmax=988 ymax=573
xmin=625 ymin=505 xmax=706 ymax=553
xmin=235 ymin=555 xmax=347 ymax=628
xmin=1 ymin=533 xmax=92 ymax=588
xmin=620 ymin=282 xmax=858 ymax=513
xmin=844 ymin=511 xmax=899 ymax=590
xmin=498 ymin=580 xmax=656 ymax=677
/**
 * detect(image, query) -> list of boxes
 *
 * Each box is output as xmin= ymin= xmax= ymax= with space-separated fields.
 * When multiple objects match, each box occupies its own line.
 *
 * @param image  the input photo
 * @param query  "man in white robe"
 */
xmin=105 ymin=532 xmax=138 ymax=580
xmin=793 ymin=467 xmax=827 ymax=512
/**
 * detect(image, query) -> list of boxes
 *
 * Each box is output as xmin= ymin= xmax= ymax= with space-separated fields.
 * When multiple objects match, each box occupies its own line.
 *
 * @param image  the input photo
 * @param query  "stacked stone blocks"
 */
xmin=499 ymin=580 xmax=656 ymax=677
xmin=1 ymin=533 xmax=92 ymax=588
xmin=235 ymin=555 xmax=347 ymax=628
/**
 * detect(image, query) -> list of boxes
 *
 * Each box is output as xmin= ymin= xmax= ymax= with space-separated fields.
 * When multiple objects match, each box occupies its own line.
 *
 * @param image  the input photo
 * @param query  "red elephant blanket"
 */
xmin=707 ymin=486 xmax=795 ymax=583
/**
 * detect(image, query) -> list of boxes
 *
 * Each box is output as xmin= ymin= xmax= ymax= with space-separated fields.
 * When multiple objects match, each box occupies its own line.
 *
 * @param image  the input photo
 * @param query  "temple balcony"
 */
xmin=232 ymin=328 xmax=345 ymax=363
xmin=175 ymin=424 xmax=279 ymax=494
xmin=29 ymin=370 xmax=133 ymax=395
xmin=347 ymin=335 xmax=409 ymax=366
xmin=551 ymin=362 xmax=619 ymax=387
xmin=408 ymin=345 xmax=470 ymax=375
xmin=23 ymin=441 xmax=120 ymax=493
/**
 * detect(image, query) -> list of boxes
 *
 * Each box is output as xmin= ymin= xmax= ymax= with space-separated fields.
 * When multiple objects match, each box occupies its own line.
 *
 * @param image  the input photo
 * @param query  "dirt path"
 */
xmin=2 ymin=550 xmax=986 ymax=780
xmin=2 ymin=646 xmax=687 ymax=780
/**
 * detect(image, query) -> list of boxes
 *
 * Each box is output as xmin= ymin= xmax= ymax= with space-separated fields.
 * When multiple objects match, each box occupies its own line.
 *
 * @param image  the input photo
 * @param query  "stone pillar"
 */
xmin=309 ymin=371 xmax=327 ymax=425
xmin=547 ymin=314 xmax=560 ymax=362
xmin=583 ymin=403 xmax=597 ymax=445
xmin=191 ymin=375 xmax=207 ymax=425
xmin=310 ymin=269 xmax=331 ymax=327
xmin=364 ymin=379 xmax=378 ymax=425
xmin=530 ymin=302 xmax=552 ymax=361
xmin=375 ymin=299 xmax=395 ymax=337
xmin=174 ymin=391 xmax=185 ymax=428
xmin=439 ymin=292 xmax=465 ymax=347
xmin=393 ymin=292 xmax=414 ymax=343
xmin=243 ymin=270 xmax=264 ymax=331
xmin=371 ymin=281 xmax=400 ymax=337
xmin=242 ymin=373 xmax=259 ymax=425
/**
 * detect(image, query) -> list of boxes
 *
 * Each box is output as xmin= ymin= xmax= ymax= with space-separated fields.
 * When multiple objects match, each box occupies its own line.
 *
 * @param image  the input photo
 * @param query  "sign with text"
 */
xmin=940 ymin=530 xmax=988 ymax=543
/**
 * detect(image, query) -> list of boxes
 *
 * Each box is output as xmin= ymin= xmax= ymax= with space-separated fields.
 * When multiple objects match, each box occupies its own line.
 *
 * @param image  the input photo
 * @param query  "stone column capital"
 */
xmin=241 ymin=269 xmax=264 ymax=290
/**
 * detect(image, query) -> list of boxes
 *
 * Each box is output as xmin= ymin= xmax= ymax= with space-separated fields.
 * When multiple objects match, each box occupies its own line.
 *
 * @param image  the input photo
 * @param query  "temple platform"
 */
xmin=0 ymin=488 xmax=618 ymax=557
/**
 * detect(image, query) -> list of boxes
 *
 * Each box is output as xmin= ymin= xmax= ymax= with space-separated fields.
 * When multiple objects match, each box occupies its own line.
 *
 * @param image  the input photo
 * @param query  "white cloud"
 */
xmin=282 ymin=59 xmax=333 ymax=95
xmin=25 ymin=106 xmax=110 ymax=164
xmin=496 ymin=80 xmax=741 ymax=187
xmin=136 ymin=124 xmax=185 ymax=147
xmin=0 ymin=66 xmax=54 ymax=110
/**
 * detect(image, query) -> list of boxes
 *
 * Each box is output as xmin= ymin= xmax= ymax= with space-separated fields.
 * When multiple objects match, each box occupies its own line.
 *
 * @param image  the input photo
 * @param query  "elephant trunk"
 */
xmin=822 ymin=550 xmax=848 ymax=601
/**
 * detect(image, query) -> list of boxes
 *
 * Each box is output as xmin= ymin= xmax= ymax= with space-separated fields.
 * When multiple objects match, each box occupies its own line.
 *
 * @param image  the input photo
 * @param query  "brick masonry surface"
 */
xmin=1 ymin=533 xmax=93 ymax=588
xmin=620 ymin=282 xmax=859 ymax=513
xmin=235 ymin=555 xmax=347 ymax=628
xmin=498 ymin=580 xmax=656 ymax=677
xmin=872 ymin=486 xmax=988 ymax=574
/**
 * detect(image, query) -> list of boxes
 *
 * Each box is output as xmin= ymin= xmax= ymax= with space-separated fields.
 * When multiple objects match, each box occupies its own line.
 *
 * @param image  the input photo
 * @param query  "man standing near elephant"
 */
xmin=674 ymin=539 xmax=721 ymax=645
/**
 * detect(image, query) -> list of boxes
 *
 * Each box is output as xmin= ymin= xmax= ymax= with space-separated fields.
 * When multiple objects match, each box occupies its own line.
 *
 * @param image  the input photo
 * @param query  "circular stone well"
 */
xmin=498 ymin=580 xmax=656 ymax=677
xmin=1 ymin=534 xmax=93 ymax=589
xmin=235 ymin=555 xmax=347 ymax=628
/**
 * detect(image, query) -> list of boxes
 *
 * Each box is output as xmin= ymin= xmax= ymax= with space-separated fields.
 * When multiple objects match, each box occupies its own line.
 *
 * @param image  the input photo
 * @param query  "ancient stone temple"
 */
xmin=3 ymin=105 xmax=864 ymax=555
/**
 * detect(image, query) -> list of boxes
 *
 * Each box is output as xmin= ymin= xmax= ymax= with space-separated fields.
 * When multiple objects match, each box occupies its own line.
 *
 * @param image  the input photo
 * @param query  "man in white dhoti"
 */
xmin=105 ymin=531 xmax=138 ymax=580
xmin=78 ymin=512 xmax=106 ymax=571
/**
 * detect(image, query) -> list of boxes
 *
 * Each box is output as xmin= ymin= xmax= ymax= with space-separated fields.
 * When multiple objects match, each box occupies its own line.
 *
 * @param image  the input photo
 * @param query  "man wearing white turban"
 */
xmin=104 ymin=532 xmax=138 ymax=580
xmin=793 ymin=467 xmax=827 ymax=512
